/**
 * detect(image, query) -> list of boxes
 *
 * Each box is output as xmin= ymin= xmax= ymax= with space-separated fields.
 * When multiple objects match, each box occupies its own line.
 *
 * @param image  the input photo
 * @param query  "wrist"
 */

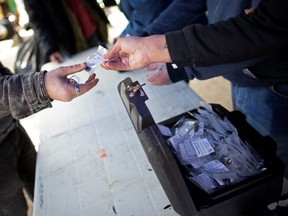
xmin=144 ymin=35 xmax=172 ymax=63
xmin=43 ymin=71 xmax=54 ymax=102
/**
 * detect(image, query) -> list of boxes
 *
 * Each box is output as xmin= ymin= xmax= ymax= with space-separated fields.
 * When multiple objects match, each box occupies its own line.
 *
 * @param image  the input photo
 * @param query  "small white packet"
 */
xmin=157 ymin=124 xmax=173 ymax=137
xmin=86 ymin=45 xmax=108 ymax=74
xmin=190 ymin=138 xmax=214 ymax=158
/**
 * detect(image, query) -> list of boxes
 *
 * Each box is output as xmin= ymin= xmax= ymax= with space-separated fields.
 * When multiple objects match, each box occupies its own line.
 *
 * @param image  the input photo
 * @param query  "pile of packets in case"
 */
xmin=158 ymin=104 xmax=267 ymax=194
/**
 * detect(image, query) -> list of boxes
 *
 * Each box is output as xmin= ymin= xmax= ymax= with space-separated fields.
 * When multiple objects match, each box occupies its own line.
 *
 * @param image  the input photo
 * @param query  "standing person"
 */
xmin=102 ymin=0 xmax=288 ymax=171
xmin=0 ymin=62 xmax=98 ymax=215
xmin=23 ymin=0 xmax=110 ymax=69
xmin=118 ymin=0 xmax=206 ymax=37
xmin=146 ymin=0 xmax=267 ymax=86
xmin=116 ymin=0 xmax=207 ymax=77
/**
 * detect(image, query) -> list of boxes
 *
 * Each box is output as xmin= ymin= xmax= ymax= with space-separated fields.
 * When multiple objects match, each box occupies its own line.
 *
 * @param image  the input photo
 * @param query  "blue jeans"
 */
xmin=0 ymin=122 xmax=36 ymax=216
xmin=232 ymin=83 xmax=288 ymax=166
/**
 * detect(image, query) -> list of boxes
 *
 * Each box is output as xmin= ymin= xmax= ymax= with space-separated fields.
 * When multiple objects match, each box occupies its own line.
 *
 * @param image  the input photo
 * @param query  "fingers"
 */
xmin=102 ymin=58 xmax=129 ymax=71
xmin=71 ymin=73 xmax=99 ymax=97
xmin=103 ymin=40 xmax=120 ymax=61
xmin=146 ymin=73 xmax=159 ymax=85
xmin=61 ymin=76 xmax=99 ymax=101
xmin=85 ymin=73 xmax=96 ymax=83
xmin=146 ymin=63 xmax=162 ymax=71
xmin=77 ymin=78 xmax=99 ymax=96
xmin=52 ymin=63 xmax=87 ymax=77
xmin=74 ymin=73 xmax=99 ymax=96
xmin=146 ymin=63 xmax=171 ymax=86
xmin=102 ymin=59 xmax=121 ymax=70
xmin=102 ymin=38 xmax=132 ymax=71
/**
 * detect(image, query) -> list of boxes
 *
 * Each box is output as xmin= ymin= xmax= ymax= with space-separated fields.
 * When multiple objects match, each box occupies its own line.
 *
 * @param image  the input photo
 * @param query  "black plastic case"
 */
xmin=118 ymin=77 xmax=284 ymax=216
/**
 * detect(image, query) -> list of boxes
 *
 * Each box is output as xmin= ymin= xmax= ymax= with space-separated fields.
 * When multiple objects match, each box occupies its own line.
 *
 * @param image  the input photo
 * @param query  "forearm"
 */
xmin=166 ymin=0 xmax=288 ymax=67
xmin=143 ymin=35 xmax=172 ymax=64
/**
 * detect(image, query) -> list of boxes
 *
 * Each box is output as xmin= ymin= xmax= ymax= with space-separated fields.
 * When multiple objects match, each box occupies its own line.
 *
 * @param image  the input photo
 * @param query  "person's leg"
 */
xmin=0 ymin=127 xmax=28 ymax=216
xmin=232 ymin=84 xmax=288 ymax=166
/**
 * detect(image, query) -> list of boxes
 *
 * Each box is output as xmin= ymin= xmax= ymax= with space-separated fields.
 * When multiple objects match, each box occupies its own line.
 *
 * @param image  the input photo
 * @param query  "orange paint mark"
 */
xmin=100 ymin=149 xmax=107 ymax=158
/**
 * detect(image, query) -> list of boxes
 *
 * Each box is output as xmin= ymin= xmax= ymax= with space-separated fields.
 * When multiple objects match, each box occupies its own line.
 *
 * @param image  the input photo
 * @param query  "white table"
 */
xmin=33 ymin=48 xmax=203 ymax=216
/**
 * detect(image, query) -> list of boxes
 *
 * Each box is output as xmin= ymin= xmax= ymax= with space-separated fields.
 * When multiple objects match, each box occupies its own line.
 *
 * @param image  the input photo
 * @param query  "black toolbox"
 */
xmin=118 ymin=77 xmax=284 ymax=216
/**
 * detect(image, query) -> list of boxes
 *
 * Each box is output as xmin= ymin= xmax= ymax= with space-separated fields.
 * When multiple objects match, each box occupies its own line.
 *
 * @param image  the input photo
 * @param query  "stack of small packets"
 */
xmin=158 ymin=104 xmax=266 ymax=194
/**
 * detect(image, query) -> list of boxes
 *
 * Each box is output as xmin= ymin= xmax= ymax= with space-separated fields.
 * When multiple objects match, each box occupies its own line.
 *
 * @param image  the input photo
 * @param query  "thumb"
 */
xmin=104 ymin=43 xmax=121 ymax=60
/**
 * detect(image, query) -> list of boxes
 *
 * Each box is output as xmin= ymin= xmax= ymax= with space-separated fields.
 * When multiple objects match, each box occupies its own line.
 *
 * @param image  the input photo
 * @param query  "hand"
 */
xmin=44 ymin=63 xmax=99 ymax=102
xmin=146 ymin=63 xmax=162 ymax=71
xmin=50 ymin=51 xmax=64 ymax=63
xmin=146 ymin=63 xmax=172 ymax=86
xmin=102 ymin=35 xmax=171 ymax=71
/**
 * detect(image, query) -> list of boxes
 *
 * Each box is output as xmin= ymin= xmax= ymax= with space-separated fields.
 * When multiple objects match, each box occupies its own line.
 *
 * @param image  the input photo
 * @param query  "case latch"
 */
xmin=118 ymin=78 xmax=155 ymax=132
xmin=127 ymin=83 xmax=146 ymax=97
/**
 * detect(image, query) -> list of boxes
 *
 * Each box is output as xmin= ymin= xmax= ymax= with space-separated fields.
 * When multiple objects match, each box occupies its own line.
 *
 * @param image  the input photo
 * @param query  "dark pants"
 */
xmin=0 ymin=122 xmax=36 ymax=216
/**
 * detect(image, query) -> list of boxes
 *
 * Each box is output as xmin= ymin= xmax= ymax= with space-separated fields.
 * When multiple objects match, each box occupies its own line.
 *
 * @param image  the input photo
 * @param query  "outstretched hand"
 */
xmin=102 ymin=35 xmax=171 ymax=71
xmin=102 ymin=36 xmax=150 ymax=71
xmin=44 ymin=63 xmax=99 ymax=102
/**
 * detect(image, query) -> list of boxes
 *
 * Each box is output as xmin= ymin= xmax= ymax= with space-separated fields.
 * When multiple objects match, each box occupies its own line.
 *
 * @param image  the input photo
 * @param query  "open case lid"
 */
xmin=117 ymin=77 xmax=155 ymax=132
xmin=118 ymin=77 xmax=199 ymax=215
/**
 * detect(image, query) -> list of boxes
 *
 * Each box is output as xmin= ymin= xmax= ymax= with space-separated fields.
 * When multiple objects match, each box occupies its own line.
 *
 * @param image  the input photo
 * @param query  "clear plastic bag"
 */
xmin=86 ymin=45 xmax=108 ymax=74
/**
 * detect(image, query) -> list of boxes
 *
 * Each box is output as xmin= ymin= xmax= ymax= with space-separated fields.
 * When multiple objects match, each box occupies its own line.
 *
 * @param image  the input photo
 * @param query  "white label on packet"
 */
xmin=190 ymin=161 xmax=203 ymax=169
xmin=179 ymin=139 xmax=196 ymax=161
xmin=192 ymin=173 xmax=216 ymax=191
xmin=203 ymin=160 xmax=229 ymax=173
xmin=191 ymin=138 xmax=214 ymax=157
xmin=168 ymin=134 xmax=183 ymax=152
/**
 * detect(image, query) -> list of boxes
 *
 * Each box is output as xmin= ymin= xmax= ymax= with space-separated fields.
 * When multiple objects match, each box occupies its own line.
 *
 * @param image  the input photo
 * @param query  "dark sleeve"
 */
xmin=165 ymin=0 xmax=288 ymax=67
xmin=143 ymin=0 xmax=207 ymax=35
xmin=166 ymin=64 xmax=189 ymax=83
xmin=0 ymin=70 xmax=52 ymax=119
xmin=188 ymin=57 xmax=267 ymax=79
xmin=166 ymin=57 xmax=266 ymax=82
